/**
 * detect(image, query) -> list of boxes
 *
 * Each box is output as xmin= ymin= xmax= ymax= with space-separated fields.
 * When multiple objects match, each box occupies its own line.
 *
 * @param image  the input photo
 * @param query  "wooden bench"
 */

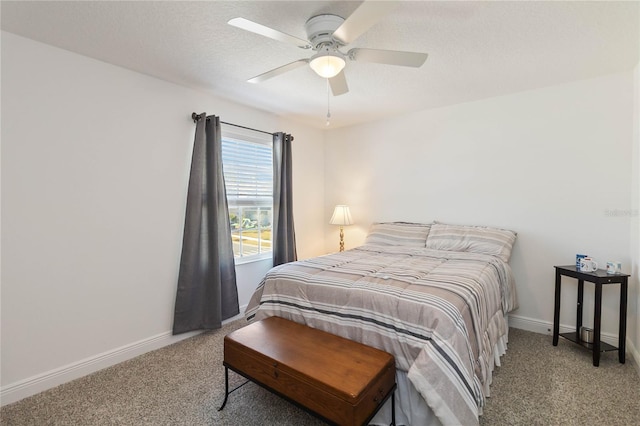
xmin=219 ymin=316 xmax=396 ymax=426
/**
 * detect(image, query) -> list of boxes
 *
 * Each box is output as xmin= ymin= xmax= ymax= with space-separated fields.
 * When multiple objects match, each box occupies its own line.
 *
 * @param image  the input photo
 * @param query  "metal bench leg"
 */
xmin=218 ymin=366 xmax=230 ymax=411
xmin=218 ymin=366 xmax=251 ymax=411
xmin=390 ymin=390 xmax=395 ymax=426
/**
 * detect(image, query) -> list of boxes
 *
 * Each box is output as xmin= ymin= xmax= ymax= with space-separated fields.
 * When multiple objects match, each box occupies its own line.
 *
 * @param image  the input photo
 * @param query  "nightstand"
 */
xmin=552 ymin=265 xmax=629 ymax=366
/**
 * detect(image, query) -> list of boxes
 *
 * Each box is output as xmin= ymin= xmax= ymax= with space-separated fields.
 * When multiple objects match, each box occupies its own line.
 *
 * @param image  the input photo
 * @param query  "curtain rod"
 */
xmin=191 ymin=112 xmax=293 ymax=141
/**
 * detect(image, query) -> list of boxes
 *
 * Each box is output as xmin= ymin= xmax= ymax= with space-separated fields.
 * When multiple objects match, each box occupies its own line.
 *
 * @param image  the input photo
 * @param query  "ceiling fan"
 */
xmin=228 ymin=1 xmax=428 ymax=96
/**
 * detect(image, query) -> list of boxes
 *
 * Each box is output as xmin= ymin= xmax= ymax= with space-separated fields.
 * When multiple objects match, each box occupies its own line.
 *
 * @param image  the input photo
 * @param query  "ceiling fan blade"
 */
xmin=247 ymin=60 xmax=309 ymax=84
xmin=332 ymin=1 xmax=398 ymax=45
xmin=228 ymin=18 xmax=311 ymax=49
xmin=329 ymin=70 xmax=349 ymax=96
xmin=349 ymin=48 xmax=428 ymax=67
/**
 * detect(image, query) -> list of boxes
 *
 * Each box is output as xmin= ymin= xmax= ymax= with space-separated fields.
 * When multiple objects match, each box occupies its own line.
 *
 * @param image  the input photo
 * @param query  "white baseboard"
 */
xmin=1 ymin=306 xmax=248 ymax=407
xmin=627 ymin=338 xmax=640 ymax=377
xmin=508 ymin=313 xmax=640 ymax=373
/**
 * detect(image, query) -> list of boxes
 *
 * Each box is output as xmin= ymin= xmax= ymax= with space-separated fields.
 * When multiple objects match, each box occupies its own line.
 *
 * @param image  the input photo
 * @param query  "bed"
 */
xmin=245 ymin=222 xmax=517 ymax=426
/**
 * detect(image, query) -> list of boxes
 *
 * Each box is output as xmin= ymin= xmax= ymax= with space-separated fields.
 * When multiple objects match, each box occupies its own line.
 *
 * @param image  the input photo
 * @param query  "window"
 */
xmin=221 ymin=132 xmax=272 ymax=261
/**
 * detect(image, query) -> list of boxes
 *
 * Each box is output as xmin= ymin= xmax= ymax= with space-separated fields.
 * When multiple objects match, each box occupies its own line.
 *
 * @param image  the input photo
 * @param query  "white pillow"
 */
xmin=365 ymin=222 xmax=431 ymax=247
xmin=425 ymin=223 xmax=517 ymax=262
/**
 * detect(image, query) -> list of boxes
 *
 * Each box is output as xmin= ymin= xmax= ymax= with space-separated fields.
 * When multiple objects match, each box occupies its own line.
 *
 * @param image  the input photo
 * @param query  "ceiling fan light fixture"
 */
xmin=309 ymin=50 xmax=346 ymax=79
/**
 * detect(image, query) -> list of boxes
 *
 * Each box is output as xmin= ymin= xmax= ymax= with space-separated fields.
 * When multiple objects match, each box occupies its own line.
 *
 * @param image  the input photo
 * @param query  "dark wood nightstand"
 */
xmin=552 ymin=265 xmax=629 ymax=366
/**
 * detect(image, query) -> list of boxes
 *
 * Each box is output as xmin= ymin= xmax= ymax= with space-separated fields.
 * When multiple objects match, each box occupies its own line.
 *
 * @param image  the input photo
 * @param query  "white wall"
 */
xmin=325 ymin=72 xmax=635 ymax=345
xmin=0 ymin=32 xmax=325 ymax=403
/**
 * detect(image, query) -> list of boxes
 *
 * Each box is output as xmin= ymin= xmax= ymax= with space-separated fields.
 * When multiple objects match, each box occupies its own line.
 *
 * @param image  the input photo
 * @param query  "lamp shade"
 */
xmin=309 ymin=51 xmax=346 ymax=79
xmin=329 ymin=205 xmax=353 ymax=226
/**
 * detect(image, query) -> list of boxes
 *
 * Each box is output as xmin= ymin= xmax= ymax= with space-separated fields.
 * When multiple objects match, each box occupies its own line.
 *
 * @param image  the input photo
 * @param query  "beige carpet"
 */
xmin=2 ymin=320 xmax=639 ymax=425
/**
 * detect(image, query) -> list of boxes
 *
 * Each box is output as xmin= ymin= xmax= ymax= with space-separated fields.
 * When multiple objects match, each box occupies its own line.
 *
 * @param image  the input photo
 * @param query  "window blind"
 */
xmin=221 ymin=138 xmax=272 ymax=207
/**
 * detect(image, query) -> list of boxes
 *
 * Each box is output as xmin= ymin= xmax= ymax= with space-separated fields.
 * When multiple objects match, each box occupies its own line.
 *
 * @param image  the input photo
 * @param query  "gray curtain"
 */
xmin=172 ymin=114 xmax=239 ymax=335
xmin=272 ymin=132 xmax=297 ymax=266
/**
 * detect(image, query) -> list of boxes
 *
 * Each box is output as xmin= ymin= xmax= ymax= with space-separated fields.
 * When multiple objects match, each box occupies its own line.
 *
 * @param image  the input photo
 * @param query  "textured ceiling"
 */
xmin=2 ymin=1 xmax=639 ymax=129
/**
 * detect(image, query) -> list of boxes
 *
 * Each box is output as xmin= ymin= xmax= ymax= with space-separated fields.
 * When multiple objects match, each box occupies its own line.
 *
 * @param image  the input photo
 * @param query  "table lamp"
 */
xmin=329 ymin=205 xmax=353 ymax=252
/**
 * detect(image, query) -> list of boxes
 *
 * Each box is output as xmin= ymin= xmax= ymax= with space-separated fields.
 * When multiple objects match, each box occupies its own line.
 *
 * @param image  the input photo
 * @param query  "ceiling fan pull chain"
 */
xmin=326 ymin=78 xmax=331 ymax=127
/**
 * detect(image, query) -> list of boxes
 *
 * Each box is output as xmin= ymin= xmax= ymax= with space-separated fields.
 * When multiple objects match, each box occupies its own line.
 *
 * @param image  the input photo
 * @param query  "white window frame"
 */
xmin=221 ymin=128 xmax=273 ymax=264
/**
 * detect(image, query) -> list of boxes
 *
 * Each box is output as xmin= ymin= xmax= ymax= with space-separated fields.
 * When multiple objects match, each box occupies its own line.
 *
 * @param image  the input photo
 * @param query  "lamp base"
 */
xmin=339 ymin=226 xmax=345 ymax=252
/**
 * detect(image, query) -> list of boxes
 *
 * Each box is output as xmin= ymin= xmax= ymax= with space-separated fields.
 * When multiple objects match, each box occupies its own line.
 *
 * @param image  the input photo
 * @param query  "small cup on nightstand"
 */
xmin=606 ymin=261 xmax=622 ymax=274
xmin=579 ymin=258 xmax=598 ymax=272
xmin=576 ymin=254 xmax=588 ymax=269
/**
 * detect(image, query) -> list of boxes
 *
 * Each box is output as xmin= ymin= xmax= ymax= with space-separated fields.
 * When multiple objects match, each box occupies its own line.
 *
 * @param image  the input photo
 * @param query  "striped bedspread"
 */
xmin=245 ymin=245 xmax=517 ymax=425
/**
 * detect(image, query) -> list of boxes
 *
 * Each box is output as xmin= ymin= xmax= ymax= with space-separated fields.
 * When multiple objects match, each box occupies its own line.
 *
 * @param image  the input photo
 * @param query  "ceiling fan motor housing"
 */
xmin=305 ymin=14 xmax=346 ymax=50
